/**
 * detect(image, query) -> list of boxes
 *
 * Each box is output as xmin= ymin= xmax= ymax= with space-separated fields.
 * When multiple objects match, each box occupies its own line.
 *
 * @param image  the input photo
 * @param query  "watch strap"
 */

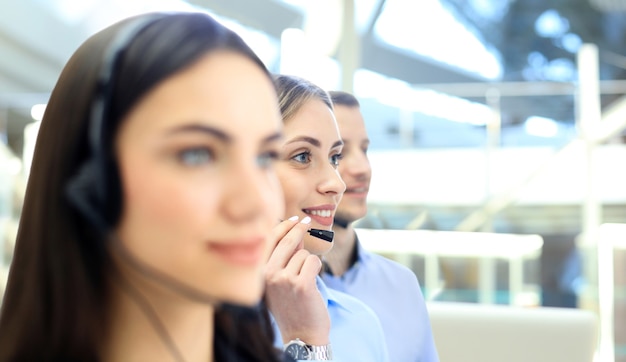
xmin=284 ymin=339 xmax=333 ymax=360
xmin=307 ymin=343 xmax=333 ymax=360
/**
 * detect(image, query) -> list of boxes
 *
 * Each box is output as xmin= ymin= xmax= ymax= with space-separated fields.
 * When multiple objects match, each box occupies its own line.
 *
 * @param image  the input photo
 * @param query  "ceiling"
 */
xmin=2 ymin=0 xmax=626 ymax=157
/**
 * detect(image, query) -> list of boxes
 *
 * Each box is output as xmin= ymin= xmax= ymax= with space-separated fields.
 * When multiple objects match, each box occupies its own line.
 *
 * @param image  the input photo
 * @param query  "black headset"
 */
xmin=65 ymin=14 xmax=166 ymax=234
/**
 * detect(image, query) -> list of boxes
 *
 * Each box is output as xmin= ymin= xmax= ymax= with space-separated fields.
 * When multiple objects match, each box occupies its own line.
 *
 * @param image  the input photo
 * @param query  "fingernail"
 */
xmin=300 ymin=216 xmax=311 ymax=224
xmin=288 ymin=215 xmax=299 ymax=221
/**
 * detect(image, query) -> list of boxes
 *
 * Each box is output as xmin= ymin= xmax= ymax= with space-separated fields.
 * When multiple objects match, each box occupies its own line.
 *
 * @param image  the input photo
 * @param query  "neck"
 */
xmin=103 ymin=276 xmax=215 ymax=362
xmin=325 ymin=223 xmax=357 ymax=277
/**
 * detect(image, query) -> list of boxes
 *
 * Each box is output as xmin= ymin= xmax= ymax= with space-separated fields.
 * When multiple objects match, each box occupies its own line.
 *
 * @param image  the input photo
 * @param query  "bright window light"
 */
xmin=375 ymin=0 xmax=502 ymax=80
xmin=535 ymin=9 xmax=569 ymax=38
xmin=355 ymin=68 xmax=491 ymax=125
xmin=280 ymin=28 xmax=340 ymax=91
xmin=217 ymin=17 xmax=279 ymax=68
xmin=524 ymin=116 xmax=559 ymax=138
xmin=30 ymin=104 xmax=46 ymax=122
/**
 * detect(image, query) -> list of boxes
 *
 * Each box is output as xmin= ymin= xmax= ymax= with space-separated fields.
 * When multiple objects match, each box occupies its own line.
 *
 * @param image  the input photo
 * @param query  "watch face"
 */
xmin=285 ymin=342 xmax=309 ymax=360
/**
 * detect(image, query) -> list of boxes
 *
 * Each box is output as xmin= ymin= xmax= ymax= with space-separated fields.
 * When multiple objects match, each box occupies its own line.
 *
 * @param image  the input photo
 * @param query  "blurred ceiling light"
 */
xmin=280 ymin=28 xmax=340 ymax=89
xmin=375 ymin=0 xmax=502 ymax=80
xmin=217 ymin=17 xmax=279 ymax=68
xmin=280 ymin=28 xmax=308 ymax=76
xmin=30 ymin=104 xmax=46 ymax=122
xmin=534 ymin=9 xmax=569 ymax=38
xmin=302 ymin=0 xmax=342 ymax=57
xmin=524 ymin=116 xmax=559 ymax=138
xmin=355 ymin=68 xmax=491 ymax=126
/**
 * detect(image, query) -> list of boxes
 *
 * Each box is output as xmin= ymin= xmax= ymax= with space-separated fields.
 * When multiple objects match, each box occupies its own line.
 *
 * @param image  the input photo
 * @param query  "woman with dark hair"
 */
xmin=0 ymin=11 xmax=310 ymax=361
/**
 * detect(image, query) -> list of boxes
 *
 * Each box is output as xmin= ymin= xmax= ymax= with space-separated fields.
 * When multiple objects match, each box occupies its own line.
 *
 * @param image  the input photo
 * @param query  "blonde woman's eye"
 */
xmin=292 ymin=151 xmax=312 ymax=164
xmin=177 ymin=148 xmax=213 ymax=166
xmin=257 ymin=151 xmax=279 ymax=168
xmin=330 ymin=153 xmax=343 ymax=167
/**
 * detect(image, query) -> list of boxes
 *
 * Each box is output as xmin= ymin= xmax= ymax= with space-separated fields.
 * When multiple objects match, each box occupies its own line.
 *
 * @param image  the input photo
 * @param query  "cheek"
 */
xmin=276 ymin=169 xmax=303 ymax=215
xmin=265 ymin=173 xmax=285 ymax=220
xmin=121 ymin=163 xmax=218 ymax=234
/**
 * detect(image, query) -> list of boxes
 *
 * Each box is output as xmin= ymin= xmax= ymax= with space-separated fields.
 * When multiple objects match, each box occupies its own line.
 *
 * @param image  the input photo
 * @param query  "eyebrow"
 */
xmin=166 ymin=123 xmax=283 ymax=145
xmin=286 ymin=136 xmax=344 ymax=149
xmin=167 ymin=124 xmax=230 ymax=141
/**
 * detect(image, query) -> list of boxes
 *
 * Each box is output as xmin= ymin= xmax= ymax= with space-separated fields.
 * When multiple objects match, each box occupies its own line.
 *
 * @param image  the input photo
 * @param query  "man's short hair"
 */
xmin=328 ymin=90 xmax=360 ymax=108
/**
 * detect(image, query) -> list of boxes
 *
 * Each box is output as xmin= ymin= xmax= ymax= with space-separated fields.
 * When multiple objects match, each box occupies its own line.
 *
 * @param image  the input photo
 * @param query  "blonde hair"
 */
xmin=273 ymin=74 xmax=333 ymax=122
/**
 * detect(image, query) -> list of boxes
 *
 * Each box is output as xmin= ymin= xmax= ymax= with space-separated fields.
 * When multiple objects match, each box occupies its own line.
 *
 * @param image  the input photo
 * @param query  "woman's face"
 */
xmin=114 ymin=51 xmax=284 ymax=306
xmin=275 ymin=99 xmax=346 ymax=255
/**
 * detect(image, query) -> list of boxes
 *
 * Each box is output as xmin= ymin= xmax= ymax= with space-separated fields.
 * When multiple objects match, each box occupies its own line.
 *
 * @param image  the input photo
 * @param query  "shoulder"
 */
xmin=326 ymin=287 xmax=381 ymax=325
xmin=360 ymin=248 xmax=421 ymax=284
xmin=325 ymin=288 xmax=389 ymax=359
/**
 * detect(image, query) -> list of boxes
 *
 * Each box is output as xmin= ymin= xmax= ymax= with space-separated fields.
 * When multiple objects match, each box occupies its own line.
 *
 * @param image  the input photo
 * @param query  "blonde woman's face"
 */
xmin=275 ymin=99 xmax=346 ymax=255
xmin=114 ymin=51 xmax=284 ymax=306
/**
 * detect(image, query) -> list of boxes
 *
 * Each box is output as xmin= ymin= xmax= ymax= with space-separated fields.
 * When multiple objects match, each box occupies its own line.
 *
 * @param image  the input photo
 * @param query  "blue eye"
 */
xmin=330 ymin=153 xmax=343 ymax=167
xmin=258 ymin=151 xmax=279 ymax=168
xmin=292 ymin=151 xmax=312 ymax=164
xmin=177 ymin=148 xmax=213 ymax=166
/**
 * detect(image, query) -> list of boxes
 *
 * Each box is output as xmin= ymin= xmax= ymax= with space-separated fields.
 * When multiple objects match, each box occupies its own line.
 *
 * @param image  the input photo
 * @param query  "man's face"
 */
xmin=334 ymin=104 xmax=371 ymax=224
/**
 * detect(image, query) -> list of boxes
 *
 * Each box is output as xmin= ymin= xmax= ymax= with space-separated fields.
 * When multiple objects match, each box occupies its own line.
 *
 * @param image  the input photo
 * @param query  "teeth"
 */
xmin=307 ymin=210 xmax=331 ymax=217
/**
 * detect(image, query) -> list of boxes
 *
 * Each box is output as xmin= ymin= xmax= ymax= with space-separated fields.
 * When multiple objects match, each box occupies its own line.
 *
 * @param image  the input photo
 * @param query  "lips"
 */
xmin=345 ymin=184 xmax=369 ymax=197
xmin=207 ymin=238 xmax=264 ymax=266
xmin=305 ymin=209 xmax=332 ymax=217
xmin=346 ymin=186 xmax=368 ymax=194
xmin=302 ymin=205 xmax=336 ymax=227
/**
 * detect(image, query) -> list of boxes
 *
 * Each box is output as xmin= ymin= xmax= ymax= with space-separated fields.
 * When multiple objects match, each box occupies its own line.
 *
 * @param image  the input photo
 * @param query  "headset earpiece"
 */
xmin=63 ymin=13 xmax=166 ymax=234
xmin=65 ymin=159 xmax=109 ymax=233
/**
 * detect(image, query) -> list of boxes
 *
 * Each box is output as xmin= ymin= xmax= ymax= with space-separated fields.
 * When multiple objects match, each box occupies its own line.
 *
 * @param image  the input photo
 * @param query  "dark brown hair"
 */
xmin=328 ymin=90 xmax=360 ymax=108
xmin=0 ymin=11 xmax=280 ymax=361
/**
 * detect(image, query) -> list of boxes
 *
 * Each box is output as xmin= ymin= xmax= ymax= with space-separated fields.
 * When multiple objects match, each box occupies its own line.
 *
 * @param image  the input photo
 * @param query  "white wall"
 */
xmin=367 ymin=143 xmax=626 ymax=206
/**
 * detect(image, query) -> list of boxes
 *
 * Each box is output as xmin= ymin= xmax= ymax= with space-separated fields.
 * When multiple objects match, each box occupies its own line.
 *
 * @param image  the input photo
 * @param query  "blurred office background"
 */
xmin=1 ymin=0 xmax=626 ymax=359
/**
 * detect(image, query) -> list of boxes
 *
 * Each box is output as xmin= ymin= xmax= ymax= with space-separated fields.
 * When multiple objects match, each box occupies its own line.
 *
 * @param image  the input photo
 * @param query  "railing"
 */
xmin=356 ymin=228 xmax=543 ymax=305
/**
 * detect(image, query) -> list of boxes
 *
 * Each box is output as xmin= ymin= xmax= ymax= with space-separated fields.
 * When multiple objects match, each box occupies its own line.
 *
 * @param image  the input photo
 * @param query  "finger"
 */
xmin=267 ymin=217 xmax=312 ymax=267
xmin=299 ymin=254 xmax=323 ymax=279
xmin=268 ymin=215 xmax=300 ymax=250
xmin=283 ymin=249 xmax=310 ymax=276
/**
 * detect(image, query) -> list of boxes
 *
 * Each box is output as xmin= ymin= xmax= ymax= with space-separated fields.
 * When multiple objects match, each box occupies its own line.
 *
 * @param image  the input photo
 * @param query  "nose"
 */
xmin=317 ymin=162 xmax=346 ymax=196
xmin=222 ymin=160 xmax=280 ymax=222
xmin=341 ymin=148 xmax=371 ymax=180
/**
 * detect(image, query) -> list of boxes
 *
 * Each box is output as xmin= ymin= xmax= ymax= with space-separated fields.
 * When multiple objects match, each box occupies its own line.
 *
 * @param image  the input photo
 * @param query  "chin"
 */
xmin=342 ymin=208 xmax=367 ymax=223
xmin=222 ymin=285 xmax=263 ymax=307
xmin=214 ymin=274 xmax=264 ymax=307
xmin=304 ymin=233 xmax=333 ymax=255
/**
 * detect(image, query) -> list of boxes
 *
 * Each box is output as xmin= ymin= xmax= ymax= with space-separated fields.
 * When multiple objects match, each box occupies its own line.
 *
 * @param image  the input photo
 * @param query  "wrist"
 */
xmin=283 ymin=335 xmax=329 ymax=346
xmin=284 ymin=338 xmax=333 ymax=361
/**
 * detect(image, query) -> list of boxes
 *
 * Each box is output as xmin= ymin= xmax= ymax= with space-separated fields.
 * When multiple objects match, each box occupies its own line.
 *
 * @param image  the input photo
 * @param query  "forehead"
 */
xmin=332 ymin=105 xmax=366 ymax=138
xmin=283 ymin=99 xmax=339 ymax=138
xmin=119 ymin=51 xmax=281 ymax=139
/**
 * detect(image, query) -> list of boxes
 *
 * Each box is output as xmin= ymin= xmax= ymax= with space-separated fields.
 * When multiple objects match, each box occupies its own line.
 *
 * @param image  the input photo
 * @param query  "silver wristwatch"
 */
xmin=284 ymin=338 xmax=333 ymax=360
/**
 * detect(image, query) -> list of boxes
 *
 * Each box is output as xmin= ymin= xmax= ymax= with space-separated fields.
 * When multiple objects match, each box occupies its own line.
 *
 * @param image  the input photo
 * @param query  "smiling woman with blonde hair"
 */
xmin=264 ymin=74 xmax=390 ymax=362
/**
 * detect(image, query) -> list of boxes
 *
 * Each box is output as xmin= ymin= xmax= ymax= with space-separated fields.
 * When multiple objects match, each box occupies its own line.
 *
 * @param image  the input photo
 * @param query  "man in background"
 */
xmin=322 ymin=91 xmax=439 ymax=362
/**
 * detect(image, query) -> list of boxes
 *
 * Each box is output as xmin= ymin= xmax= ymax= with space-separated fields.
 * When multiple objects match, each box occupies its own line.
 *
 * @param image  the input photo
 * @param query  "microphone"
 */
xmin=308 ymin=228 xmax=334 ymax=242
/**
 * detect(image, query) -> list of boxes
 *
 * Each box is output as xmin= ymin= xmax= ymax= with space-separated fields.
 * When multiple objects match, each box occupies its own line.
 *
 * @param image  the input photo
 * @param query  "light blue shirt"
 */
xmin=322 ymin=236 xmax=439 ymax=362
xmin=273 ymin=276 xmax=389 ymax=362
